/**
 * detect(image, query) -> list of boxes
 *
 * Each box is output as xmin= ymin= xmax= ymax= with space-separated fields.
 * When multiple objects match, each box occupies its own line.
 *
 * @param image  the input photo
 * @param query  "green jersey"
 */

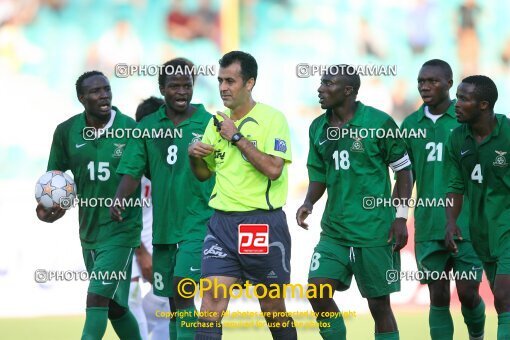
xmin=202 ymin=103 xmax=292 ymax=211
xmin=401 ymin=102 xmax=470 ymax=242
xmin=446 ymin=113 xmax=510 ymax=261
xmin=117 ymin=104 xmax=214 ymax=244
xmin=307 ymin=101 xmax=411 ymax=247
xmin=47 ymin=107 xmax=141 ymax=249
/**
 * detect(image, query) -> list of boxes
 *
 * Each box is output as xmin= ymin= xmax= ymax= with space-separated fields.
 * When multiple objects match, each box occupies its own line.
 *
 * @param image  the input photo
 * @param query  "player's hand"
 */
xmin=296 ymin=202 xmax=313 ymax=230
xmin=445 ymin=221 xmax=463 ymax=254
xmin=136 ymin=250 xmax=153 ymax=283
xmin=216 ymin=112 xmax=239 ymax=141
xmin=36 ymin=203 xmax=66 ymax=223
xmin=110 ymin=201 xmax=125 ymax=222
xmin=388 ymin=218 xmax=408 ymax=251
xmin=188 ymin=141 xmax=214 ymax=158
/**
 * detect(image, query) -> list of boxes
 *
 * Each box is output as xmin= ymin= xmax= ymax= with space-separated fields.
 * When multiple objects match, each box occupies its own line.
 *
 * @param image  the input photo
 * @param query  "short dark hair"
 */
xmin=461 ymin=75 xmax=498 ymax=109
xmin=328 ymin=64 xmax=361 ymax=94
xmin=422 ymin=59 xmax=453 ymax=80
xmin=76 ymin=70 xmax=106 ymax=96
xmin=219 ymin=51 xmax=258 ymax=83
xmin=158 ymin=57 xmax=196 ymax=89
xmin=135 ymin=96 xmax=164 ymax=122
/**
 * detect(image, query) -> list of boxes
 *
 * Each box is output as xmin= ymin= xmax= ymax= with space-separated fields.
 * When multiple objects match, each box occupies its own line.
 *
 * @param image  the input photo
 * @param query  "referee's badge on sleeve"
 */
xmin=274 ymin=138 xmax=287 ymax=153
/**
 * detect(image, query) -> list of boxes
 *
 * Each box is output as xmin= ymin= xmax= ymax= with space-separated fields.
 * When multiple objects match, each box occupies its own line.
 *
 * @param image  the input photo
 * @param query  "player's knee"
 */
xmin=429 ymin=283 xmax=450 ymax=306
xmin=367 ymin=296 xmax=392 ymax=316
xmin=307 ymin=296 xmax=334 ymax=312
xmin=173 ymin=278 xmax=196 ymax=309
xmin=108 ymin=299 xmax=128 ymax=319
xmin=260 ymin=297 xmax=285 ymax=313
xmin=86 ymin=293 xmax=110 ymax=308
xmin=200 ymin=290 xmax=227 ymax=313
xmin=493 ymin=287 xmax=510 ymax=313
xmin=457 ymin=281 xmax=481 ymax=308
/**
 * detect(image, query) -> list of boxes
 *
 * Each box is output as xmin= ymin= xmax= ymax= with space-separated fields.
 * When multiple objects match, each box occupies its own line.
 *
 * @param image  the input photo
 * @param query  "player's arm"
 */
xmin=110 ymin=174 xmax=140 ymax=221
xmin=296 ymin=181 xmax=326 ymax=230
xmin=37 ymin=126 xmax=68 ymax=223
xmin=392 ymin=121 xmax=415 ymax=199
xmin=445 ymin=193 xmax=463 ymax=253
xmin=390 ymin=168 xmax=413 ymax=251
xmin=111 ymin=131 xmax=146 ymax=221
xmin=135 ymin=243 xmax=152 ymax=283
xmin=297 ymin=124 xmax=327 ymax=230
xmin=444 ymin=135 xmax=464 ymax=253
xmin=380 ymin=119 xmax=413 ymax=251
xmin=188 ymin=142 xmax=214 ymax=181
xmin=216 ymin=112 xmax=285 ymax=180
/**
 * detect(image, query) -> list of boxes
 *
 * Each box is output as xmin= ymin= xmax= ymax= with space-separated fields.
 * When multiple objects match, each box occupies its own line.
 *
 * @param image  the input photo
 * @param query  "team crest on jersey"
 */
xmin=241 ymin=140 xmax=257 ymax=161
xmin=493 ymin=150 xmax=508 ymax=167
xmin=112 ymin=143 xmax=126 ymax=158
xmin=190 ymin=132 xmax=203 ymax=144
xmin=350 ymin=137 xmax=364 ymax=152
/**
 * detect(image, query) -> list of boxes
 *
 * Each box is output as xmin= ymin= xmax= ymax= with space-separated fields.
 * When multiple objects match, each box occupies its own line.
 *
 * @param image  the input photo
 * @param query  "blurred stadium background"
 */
xmin=0 ymin=0 xmax=508 ymax=338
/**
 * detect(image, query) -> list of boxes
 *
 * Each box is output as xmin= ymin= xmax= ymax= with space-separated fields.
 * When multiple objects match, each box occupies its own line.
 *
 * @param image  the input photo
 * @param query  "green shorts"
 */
xmin=415 ymin=240 xmax=483 ymax=284
xmin=482 ymin=242 xmax=510 ymax=288
xmin=82 ymin=246 xmax=134 ymax=308
xmin=152 ymin=239 xmax=202 ymax=297
xmin=308 ymin=240 xmax=400 ymax=298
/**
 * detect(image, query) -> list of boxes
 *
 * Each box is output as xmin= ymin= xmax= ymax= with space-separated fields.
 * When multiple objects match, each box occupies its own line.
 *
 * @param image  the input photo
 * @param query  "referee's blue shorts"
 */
xmin=201 ymin=208 xmax=291 ymax=285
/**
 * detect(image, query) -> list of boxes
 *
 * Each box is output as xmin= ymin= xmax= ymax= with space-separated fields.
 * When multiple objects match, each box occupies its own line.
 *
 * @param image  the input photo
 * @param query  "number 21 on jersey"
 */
xmin=425 ymin=142 xmax=443 ymax=162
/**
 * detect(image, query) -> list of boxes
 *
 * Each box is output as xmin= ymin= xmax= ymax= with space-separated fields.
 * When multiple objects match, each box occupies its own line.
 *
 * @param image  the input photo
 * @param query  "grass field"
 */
xmin=0 ymin=309 xmax=498 ymax=339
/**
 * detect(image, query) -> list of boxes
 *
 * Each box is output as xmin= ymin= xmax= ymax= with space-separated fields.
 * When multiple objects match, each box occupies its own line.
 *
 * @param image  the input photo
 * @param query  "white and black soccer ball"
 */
xmin=35 ymin=170 xmax=76 ymax=209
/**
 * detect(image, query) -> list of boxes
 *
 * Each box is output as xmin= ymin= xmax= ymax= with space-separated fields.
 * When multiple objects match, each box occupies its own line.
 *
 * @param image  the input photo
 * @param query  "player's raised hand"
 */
xmin=388 ymin=218 xmax=408 ymax=251
xmin=36 ymin=203 xmax=66 ymax=223
xmin=445 ymin=221 xmax=462 ymax=254
xmin=188 ymin=141 xmax=214 ymax=158
xmin=296 ymin=203 xmax=313 ymax=230
xmin=216 ymin=111 xmax=238 ymax=141
xmin=109 ymin=201 xmax=125 ymax=222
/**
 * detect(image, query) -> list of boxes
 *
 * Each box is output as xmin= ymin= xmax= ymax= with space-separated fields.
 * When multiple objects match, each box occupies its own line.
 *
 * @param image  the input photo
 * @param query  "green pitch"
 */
xmin=0 ymin=310 xmax=498 ymax=339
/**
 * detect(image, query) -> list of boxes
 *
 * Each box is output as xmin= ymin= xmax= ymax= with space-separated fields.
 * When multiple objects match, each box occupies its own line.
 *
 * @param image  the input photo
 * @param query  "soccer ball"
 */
xmin=35 ymin=170 xmax=76 ymax=209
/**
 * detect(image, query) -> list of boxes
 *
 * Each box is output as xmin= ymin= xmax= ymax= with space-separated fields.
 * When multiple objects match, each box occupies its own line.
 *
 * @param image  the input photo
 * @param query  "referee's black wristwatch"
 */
xmin=231 ymin=132 xmax=244 ymax=145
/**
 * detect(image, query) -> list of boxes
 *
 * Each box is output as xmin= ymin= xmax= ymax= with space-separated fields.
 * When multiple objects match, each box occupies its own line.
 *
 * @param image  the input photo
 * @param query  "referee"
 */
xmin=188 ymin=51 xmax=296 ymax=340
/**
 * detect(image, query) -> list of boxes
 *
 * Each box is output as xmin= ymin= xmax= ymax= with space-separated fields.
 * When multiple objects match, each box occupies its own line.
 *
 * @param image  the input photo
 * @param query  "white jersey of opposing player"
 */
xmin=132 ymin=176 xmax=153 ymax=279
xmin=129 ymin=176 xmax=169 ymax=340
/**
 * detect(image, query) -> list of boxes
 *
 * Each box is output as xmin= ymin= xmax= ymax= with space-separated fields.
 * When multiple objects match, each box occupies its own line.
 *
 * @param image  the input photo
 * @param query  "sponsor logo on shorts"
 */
xmin=238 ymin=224 xmax=269 ymax=255
xmin=203 ymin=244 xmax=228 ymax=258
xmin=190 ymin=267 xmax=200 ymax=272
xmin=266 ymin=270 xmax=278 ymax=279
